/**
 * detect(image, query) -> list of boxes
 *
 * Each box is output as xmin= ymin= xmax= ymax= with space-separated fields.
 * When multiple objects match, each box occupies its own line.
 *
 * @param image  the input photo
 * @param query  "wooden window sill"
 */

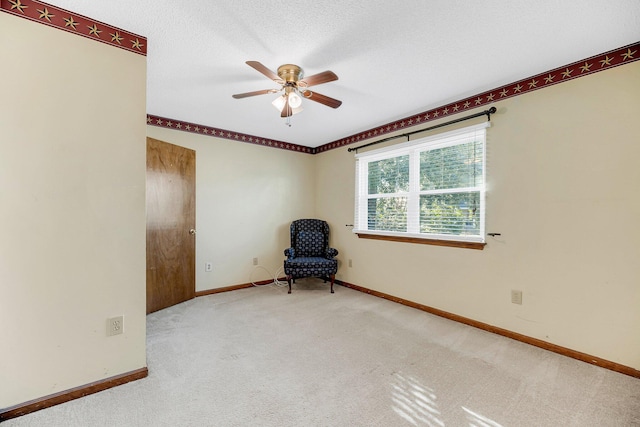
xmin=356 ymin=233 xmax=486 ymax=250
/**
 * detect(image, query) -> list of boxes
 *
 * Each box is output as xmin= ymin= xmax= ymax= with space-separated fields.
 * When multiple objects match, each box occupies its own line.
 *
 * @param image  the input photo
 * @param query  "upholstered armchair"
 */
xmin=283 ymin=219 xmax=339 ymax=294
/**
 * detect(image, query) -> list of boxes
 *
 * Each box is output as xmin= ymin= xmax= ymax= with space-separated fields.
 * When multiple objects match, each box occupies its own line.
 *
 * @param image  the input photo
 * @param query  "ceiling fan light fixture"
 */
xmin=271 ymin=95 xmax=303 ymax=115
xmin=288 ymin=92 xmax=302 ymax=108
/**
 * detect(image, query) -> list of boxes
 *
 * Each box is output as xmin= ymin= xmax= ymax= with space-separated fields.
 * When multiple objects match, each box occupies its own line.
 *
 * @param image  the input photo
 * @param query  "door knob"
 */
xmin=189 ymin=229 xmax=196 ymax=235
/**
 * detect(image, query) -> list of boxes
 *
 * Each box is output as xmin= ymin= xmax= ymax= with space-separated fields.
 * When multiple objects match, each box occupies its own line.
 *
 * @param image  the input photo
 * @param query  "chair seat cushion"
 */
xmin=284 ymin=257 xmax=338 ymax=277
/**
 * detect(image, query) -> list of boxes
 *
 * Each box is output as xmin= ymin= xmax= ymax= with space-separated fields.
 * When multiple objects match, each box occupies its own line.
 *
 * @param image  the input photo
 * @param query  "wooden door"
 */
xmin=146 ymin=137 xmax=196 ymax=314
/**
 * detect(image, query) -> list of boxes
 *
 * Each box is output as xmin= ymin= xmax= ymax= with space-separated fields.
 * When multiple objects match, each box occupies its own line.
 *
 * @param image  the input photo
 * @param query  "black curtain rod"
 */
xmin=347 ymin=106 xmax=497 ymax=153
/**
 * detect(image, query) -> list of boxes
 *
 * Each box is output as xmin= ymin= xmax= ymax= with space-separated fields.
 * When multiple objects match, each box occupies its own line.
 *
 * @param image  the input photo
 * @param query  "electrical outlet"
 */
xmin=205 ymin=262 xmax=212 ymax=272
xmin=107 ymin=316 xmax=124 ymax=336
xmin=253 ymin=257 xmax=258 ymax=266
xmin=511 ymin=290 xmax=523 ymax=305
xmin=348 ymin=259 xmax=352 ymax=268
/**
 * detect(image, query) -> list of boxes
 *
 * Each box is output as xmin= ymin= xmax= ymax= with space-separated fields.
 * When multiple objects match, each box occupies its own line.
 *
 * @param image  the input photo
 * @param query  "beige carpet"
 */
xmin=6 ymin=279 xmax=640 ymax=426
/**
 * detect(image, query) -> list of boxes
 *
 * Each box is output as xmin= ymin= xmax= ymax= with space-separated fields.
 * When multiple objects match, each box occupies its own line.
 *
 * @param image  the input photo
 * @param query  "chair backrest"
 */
xmin=290 ymin=219 xmax=330 ymax=257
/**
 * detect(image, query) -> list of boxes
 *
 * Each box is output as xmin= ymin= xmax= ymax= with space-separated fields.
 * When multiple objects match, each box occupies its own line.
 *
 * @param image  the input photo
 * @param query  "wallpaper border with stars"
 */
xmin=146 ymin=115 xmax=315 ymax=154
xmin=1 ymin=0 xmax=147 ymax=55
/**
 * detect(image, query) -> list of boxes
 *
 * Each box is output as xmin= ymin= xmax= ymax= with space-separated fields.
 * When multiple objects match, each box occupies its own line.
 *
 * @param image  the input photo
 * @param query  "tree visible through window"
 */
xmin=355 ymin=122 xmax=488 ymax=244
xmin=367 ymin=155 xmax=409 ymax=232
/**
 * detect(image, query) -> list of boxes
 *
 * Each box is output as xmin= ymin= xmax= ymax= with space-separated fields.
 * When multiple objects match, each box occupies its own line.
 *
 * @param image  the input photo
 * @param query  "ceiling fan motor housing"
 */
xmin=277 ymin=64 xmax=303 ymax=83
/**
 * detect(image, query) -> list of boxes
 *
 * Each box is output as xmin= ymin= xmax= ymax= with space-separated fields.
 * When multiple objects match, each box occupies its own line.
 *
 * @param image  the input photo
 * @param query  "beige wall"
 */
xmin=0 ymin=14 xmax=147 ymax=408
xmin=315 ymin=61 xmax=640 ymax=370
xmin=146 ymin=127 xmax=316 ymax=291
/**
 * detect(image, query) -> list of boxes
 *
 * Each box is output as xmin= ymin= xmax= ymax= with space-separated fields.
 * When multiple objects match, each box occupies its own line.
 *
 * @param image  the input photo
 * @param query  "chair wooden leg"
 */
xmin=330 ymin=274 xmax=335 ymax=293
xmin=287 ymin=275 xmax=292 ymax=294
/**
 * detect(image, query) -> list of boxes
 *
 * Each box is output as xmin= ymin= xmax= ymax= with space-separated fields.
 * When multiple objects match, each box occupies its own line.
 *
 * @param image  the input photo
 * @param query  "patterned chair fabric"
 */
xmin=284 ymin=219 xmax=339 ymax=293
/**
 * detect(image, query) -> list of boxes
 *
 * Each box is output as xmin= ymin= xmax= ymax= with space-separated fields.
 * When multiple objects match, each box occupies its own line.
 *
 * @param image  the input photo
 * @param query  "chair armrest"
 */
xmin=284 ymin=248 xmax=295 ymax=259
xmin=325 ymin=247 xmax=338 ymax=258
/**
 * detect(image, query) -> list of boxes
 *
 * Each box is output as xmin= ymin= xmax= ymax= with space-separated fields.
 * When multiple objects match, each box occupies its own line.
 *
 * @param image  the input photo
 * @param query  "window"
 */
xmin=354 ymin=122 xmax=489 ymax=247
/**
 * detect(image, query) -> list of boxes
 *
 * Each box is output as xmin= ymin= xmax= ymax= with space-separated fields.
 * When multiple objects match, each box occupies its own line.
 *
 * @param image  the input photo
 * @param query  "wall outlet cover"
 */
xmin=511 ymin=290 xmax=523 ymax=305
xmin=107 ymin=316 xmax=124 ymax=336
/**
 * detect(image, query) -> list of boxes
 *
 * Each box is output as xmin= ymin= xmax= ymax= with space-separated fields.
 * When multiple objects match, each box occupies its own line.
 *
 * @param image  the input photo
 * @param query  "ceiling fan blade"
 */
xmin=280 ymin=97 xmax=292 ymax=117
xmin=298 ymin=70 xmax=338 ymax=88
xmin=302 ymin=91 xmax=342 ymax=109
xmin=232 ymin=89 xmax=279 ymax=99
xmin=246 ymin=61 xmax=284 ymax=84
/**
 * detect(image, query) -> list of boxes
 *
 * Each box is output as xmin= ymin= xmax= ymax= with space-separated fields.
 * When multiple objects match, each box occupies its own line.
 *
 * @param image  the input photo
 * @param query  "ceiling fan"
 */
xmin=232 ymin=61 xmax=342 ymax=120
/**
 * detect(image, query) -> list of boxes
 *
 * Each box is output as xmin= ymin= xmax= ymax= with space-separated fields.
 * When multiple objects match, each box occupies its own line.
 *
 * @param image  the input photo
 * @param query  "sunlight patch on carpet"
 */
xmin=463 ymin=406 xmax=504 ymax=427
xmin=391 ymin=372 xmax=444 ymax=426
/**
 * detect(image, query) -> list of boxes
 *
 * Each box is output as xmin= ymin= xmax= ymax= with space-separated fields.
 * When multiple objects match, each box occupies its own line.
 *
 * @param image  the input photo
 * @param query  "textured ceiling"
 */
xmin=46 ymin=0 xmax=640 ymax=147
